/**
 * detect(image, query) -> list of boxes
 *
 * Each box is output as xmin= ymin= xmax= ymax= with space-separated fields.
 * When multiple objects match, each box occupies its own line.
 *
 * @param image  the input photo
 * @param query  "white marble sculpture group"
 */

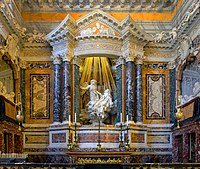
xmin=80 ymin=79 xmax=113 ymax=122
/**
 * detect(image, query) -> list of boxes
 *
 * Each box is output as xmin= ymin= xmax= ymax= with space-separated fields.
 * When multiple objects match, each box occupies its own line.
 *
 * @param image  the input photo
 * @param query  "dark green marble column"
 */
xmin=53 ymin=56 xmax=62 ymax=123
xmin=20 ymin=67 xmax=26 ymax=121
xmin=116 ymin=64 xmax=122 ymax=123
xmin=73 ymin=57 xmax=80 ymax=122
xmin=126 ymin=60 xmax=136 ymax=122
xmin=136 ymin=63 xmax=143 ymax=123
xmin=170 ymin=67 xmax=176 ymax=123
xmin=62 ymin=60 xmax=71 ymax=122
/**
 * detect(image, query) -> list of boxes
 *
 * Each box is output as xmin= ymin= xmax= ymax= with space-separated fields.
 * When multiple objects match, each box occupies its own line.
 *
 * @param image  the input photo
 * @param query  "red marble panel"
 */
xmin=131 ymin=133 xmax=145 ymax=143
xmin=52 ymin=133 xmax=66 ymax=143
xmin=78 ymin=133 xmax=119 ymax=143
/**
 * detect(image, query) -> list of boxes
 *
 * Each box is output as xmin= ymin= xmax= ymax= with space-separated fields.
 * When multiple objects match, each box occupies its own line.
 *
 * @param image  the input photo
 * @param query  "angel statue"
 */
xmin=80 ymin=79 xmax=102 ymax=112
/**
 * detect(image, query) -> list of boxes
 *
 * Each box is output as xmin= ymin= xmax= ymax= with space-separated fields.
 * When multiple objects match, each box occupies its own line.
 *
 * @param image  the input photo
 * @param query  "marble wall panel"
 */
xmin=25 ymin=134 xmax=49 ymax=144
xmin=147 ymin=74 xmax=166 ymax=119
xmin=26 ymin=62 xmax=53 ymax=124
xmin=147 ymin=134 xmax=170 ymax=144
xmin=52 ymin=133 xmax=66 ymax=143
xmin=30 ymin=74 xmax=50 ymax=119
xmin=130 ymin=133 xmax=145 ymax=143
xmin=78 ymin=133 xmax=119 ymax=143
xmin=142 ymin=63 xmax=170 ymax=124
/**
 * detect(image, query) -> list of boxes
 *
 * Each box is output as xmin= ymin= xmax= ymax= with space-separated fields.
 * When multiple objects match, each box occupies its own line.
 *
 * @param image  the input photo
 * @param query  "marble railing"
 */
xmin=0 ymin=163 xmax=200 ymax=169
xmin=0 ymin=153 xmax=28 ymax=158
xmin=0 ymin=153 xmax=28 ymax=163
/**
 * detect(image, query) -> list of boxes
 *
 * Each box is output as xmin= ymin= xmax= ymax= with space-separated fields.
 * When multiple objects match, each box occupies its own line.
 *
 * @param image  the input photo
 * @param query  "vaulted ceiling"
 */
xmin=14 ymin=0 xmax=188 ymax=35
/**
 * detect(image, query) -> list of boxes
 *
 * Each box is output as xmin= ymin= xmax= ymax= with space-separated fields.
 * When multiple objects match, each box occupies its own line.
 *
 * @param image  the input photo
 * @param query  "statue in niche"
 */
xmin=80 ymin=79 xmax=113 ymax=123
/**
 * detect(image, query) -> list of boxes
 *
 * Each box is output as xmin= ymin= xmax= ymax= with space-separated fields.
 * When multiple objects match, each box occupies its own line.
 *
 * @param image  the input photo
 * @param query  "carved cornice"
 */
xmin=46 ymin=15 xmax=76 ymax=44
xmin=21 ymin=0 xmax=179 ymax=11
xmin=0 ymin=0 xmax=26 ymax=38
xmin=121 ymin=16 xmax=152 ymax=42
xmin=74 ymin=39 xmax=121 ymax=57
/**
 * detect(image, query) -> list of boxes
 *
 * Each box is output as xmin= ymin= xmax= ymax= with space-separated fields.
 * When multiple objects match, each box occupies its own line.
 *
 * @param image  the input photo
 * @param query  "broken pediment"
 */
xmin=46 ymin=9 xmax=151 ymax=45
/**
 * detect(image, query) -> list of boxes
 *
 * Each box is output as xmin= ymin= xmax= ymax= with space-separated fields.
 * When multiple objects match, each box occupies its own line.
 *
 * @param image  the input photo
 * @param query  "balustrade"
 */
xmin=0 ymin=163 xmax=200 ymax=169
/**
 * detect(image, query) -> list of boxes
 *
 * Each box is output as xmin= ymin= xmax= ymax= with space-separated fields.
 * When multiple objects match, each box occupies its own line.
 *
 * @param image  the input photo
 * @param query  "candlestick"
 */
xmin=126 ymin=114 xmax=129 ymax=126
xmin=69 ymin=114 xmax=71 ymax=126
xmin=74 ymin=112 xmax=76 ymax=123
xmin=120 ymin=112 xmax=122 ymax=123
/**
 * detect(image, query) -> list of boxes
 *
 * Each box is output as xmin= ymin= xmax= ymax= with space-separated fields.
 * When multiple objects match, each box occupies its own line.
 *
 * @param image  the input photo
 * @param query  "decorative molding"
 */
xmin=28 ymin=63 xmax=52 ymax=69
xmin=144 ymin=63 xmax=168 ymax=69
xmin=25 ymin=30 xmax=46 ymax=43
xmin=21 ymin=0 xmax=179 ymax=11
xmin=74 ymin=39 xmax=121 ymax=57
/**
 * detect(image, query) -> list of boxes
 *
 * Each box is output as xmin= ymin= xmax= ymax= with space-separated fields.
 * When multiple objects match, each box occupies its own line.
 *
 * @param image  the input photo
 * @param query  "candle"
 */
xmin=74 ymin=112 xmax=76 ymax=123
xmin=68 ymin=114 xmax=71 ymax=126
xmin=120 ymin=112 xmax=122 ymax=123
xmin=126 ymin=114 xmax=129 ymax=126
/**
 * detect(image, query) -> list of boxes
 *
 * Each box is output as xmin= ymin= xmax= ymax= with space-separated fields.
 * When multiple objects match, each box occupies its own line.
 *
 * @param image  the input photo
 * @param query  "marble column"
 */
xmin=20 ymin=68 xmax=26 ymax=120
xmin=136 ymin=62 xmax=143 ymax=123
xmin=115 ymin=57 xmax=125 ymax=123
xmin=126 ymin=60 xmax=136 ymax=122
xmin=62 ymin=57 xmax=71 ymax=122
xmin=72 ymin=56 xmax=80 ymax=122
xmin=52 ymin=55 xmax=62 ymax=123
xmin=170 ymin=67 xmax=176 ymax=123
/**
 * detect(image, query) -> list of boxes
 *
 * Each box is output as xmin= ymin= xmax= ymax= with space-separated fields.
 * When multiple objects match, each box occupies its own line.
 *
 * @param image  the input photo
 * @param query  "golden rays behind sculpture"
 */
xmin=80 ymin=57 xmax=116 ymax=92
